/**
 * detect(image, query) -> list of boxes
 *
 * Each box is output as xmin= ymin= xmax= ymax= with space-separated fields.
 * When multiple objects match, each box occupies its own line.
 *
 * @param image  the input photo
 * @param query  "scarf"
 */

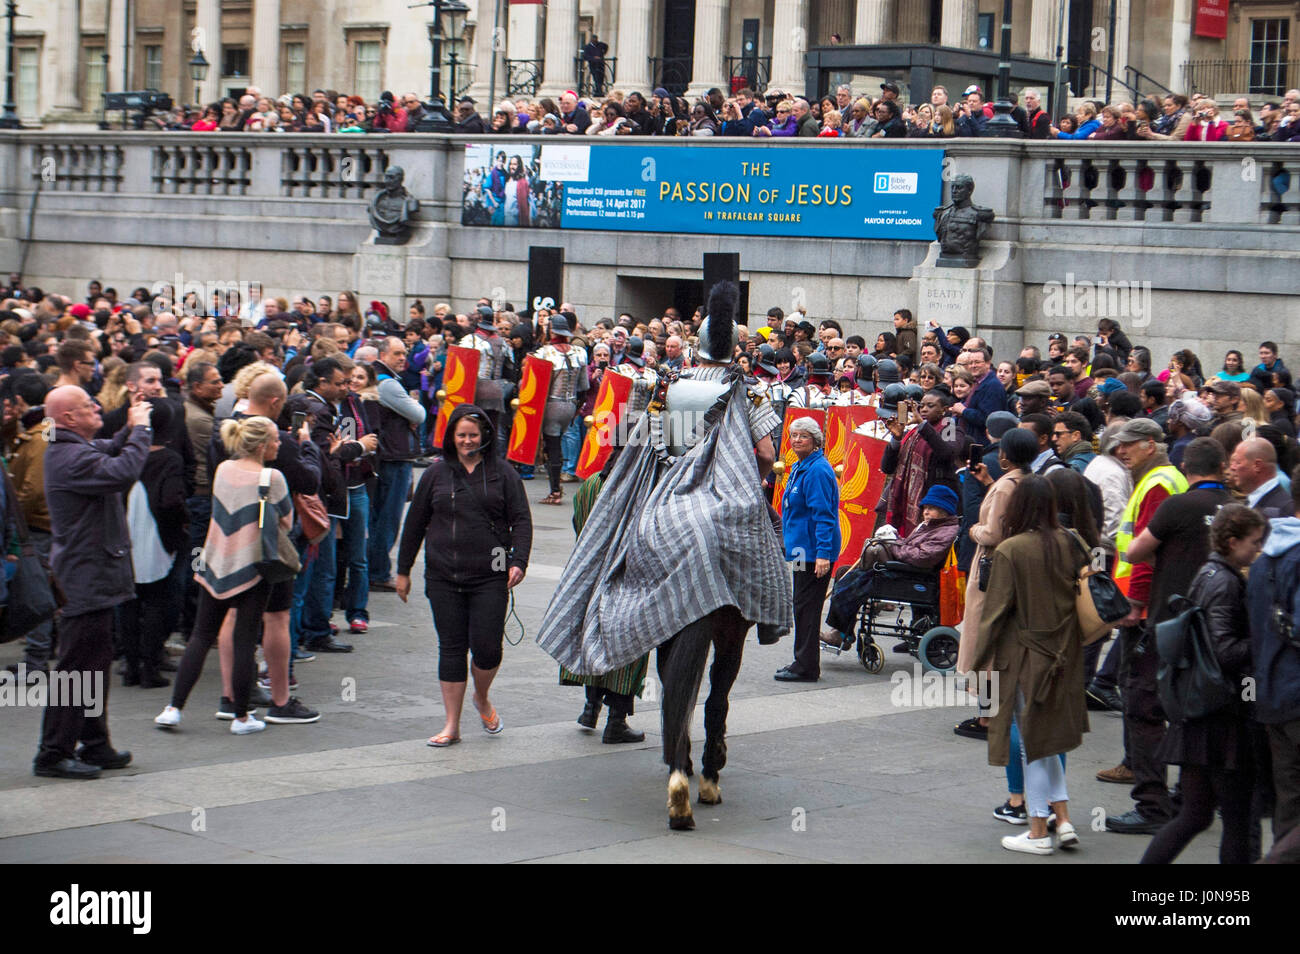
xmin=887 ymin=423 xmax=933 ymax=536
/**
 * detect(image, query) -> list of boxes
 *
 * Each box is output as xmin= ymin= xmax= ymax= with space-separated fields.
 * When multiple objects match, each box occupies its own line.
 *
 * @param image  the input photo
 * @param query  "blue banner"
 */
xmin=461 ymin=143 xmax=943 ymax=241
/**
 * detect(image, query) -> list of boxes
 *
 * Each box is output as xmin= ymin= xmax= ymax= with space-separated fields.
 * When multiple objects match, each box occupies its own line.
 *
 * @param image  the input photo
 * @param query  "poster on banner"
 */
xmin=772 ymin=408 xmax=825 ymax=516
xmin=506 ymin=356 xmax=553 ymax=465
xmin=462 ymin=143 xmax=565 ymax=228
xmin=836 ymin=432 xmax=888 ymax=571
xmin=575 ymin=371 xmax=632 ymax=479
xmin=462 ymin=143 xmax=943 ymax=240
xmin=1194 ymin=0 xmax=1228 ymax=38
xmin=432 ymin=346 xmax=480 ymax=447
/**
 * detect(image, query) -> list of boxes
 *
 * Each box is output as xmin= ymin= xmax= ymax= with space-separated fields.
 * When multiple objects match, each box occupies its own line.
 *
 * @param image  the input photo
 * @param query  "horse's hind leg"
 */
xmin=660 ymin=619 xmax=712 ymax=830
xmin=699 ymin=611 xmax=747 ymax=805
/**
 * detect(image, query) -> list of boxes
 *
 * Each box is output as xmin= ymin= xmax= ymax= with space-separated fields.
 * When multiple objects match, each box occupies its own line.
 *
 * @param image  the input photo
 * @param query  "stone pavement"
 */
xmin=0 ymin=482 xmax=1228 ymax=864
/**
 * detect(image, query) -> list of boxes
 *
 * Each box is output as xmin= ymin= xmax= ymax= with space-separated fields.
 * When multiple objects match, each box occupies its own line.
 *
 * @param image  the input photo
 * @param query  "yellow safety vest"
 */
xmin=1114 ymin=464 xmax=1189 ymax=595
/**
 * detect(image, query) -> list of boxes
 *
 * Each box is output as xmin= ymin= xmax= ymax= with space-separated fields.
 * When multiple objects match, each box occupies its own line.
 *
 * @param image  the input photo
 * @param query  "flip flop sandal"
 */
xmin=426 ymin=734 xmax=460 ymax=748
xmin=541 ymin=492 xmax=563 ymax=505
xmin=479 ymin=707 xmax=504 ymax=735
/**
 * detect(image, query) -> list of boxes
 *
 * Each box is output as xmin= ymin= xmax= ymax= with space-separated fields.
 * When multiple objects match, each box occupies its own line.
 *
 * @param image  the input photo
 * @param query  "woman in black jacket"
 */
xmin=395 ymin=403 xmax=532 ymax=747
xmin=122 ymin=399 xmax=189 ymax=688
xmin=1142 ymin=504 xmax=1267 ymax=864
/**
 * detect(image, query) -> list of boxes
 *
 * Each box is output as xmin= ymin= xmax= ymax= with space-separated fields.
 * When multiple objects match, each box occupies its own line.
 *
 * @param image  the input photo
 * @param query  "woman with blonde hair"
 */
xmin=1240 ymin=387 xmax=1269 ymax=425
xmin=934 ymin=105 xmax=956 ymax=137
xmin=155 ymin=416 xmax=308 ymax=734
xmin=97 ymin=359 xmax=129 ymax=412
xmin=230 ymin=361 xmax=279 ymax=415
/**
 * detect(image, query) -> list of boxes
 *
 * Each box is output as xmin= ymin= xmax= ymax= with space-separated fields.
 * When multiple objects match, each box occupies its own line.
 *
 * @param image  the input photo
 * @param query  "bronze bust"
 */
xmin=369 ymin=165 xmax=420 ymax=244
xmin=934 ymin=174 xmax=994 ymax=268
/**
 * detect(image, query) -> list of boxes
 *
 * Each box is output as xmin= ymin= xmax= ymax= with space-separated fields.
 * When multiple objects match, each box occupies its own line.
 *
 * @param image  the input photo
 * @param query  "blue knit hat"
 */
xmin=918 ymin=484 xmax=958 ymax=516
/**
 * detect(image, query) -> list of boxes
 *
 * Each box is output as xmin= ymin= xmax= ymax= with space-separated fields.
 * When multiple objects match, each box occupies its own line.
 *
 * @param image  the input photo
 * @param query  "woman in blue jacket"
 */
xmin=775 ymin=416 xmax=841 ymax=683
xmin=1053 ymin=102 xmax=1101 ymax=139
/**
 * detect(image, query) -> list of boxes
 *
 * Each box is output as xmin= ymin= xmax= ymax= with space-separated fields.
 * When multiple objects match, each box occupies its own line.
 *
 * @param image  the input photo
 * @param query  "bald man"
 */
xmin=1229 ymin=437 xmax=1291 ymax=517
xmin=34 ymin=387 xmax=152 ymax=779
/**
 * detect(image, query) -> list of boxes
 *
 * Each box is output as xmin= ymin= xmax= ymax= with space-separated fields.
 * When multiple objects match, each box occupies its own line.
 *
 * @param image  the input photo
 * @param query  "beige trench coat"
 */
xmin=956 ymin=468 xmax=1025 ymax=674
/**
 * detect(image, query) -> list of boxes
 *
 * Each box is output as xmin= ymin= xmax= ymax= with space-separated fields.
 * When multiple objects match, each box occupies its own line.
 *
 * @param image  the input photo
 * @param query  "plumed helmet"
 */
xmin=855 ymin=353 xmax=878 ymax=392
xmin=806 ymin=351 xmax=831 ymax=378
xmin=876 ymin=358 xmax=900 ymax=385
xmin=878 ymin=382 xmax=909 ymax=419
xmin=695 ymin=280 xmax=739 ymax=364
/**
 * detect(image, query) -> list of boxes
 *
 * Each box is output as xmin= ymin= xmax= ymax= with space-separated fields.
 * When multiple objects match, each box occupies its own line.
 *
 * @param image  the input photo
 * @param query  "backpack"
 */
xmin=1155 ymin=594 xmax=1237 ymax=722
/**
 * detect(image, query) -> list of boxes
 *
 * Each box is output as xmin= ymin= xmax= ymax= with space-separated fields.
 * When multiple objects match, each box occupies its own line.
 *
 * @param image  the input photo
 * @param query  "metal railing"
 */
xmin=725 ymin=56 xmax=771 ymax=94
xmin=648 ymin=56 xmax=692 ymax=95
xmin=573 ymin=55 xmax=616 ymax=98
xmin=505 ymin=59 xmax=543 ymax=97
xmin=1124 ymin=65 xmax=1173 ymax=99
xmin=1181 ymin=59 xmax=1300 ymax=97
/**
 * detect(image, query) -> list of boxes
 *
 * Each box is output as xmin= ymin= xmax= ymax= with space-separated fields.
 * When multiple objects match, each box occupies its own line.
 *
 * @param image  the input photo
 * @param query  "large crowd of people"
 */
xmin=145 ymin=81 xmax=1300 ymax=143
xmin=1 ymin=271 xmax=1297 ymax=863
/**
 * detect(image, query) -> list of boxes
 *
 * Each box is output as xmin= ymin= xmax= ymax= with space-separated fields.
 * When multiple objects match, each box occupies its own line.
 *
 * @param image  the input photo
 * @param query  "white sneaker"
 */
xmin=1001 ymin=831 xmax=1054 ymax=855
xmin=230 ymin=715 xmax=266 ymax=735
xmin=1056 ymin=821 xmax=1080 ymax=850
xmin=154 ymin=706 xmax=181 ymax=728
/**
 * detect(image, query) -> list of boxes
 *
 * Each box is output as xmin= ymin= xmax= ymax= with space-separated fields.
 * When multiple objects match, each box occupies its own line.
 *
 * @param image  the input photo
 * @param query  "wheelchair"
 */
xmin=844 ymin=558 xmax=962 ymax=676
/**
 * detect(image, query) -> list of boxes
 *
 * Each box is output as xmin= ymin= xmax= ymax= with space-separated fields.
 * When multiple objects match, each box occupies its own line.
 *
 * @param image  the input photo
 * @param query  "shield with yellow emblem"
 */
xmin=432 ymin=345 xmax=480 ymax=447
xmin=506 ymin=355 xmax=553 ymax=465
xmin=574 ymin=370 xmax=632 ymax=479
xmin=835 ymin=431 xmax=889 ymax=571
xmin=772 ymin=408 xmax=824 ymax=517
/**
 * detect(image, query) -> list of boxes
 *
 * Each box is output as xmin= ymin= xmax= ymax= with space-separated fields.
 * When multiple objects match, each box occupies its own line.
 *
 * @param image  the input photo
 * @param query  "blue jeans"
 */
xmin=1006 ymin=717 xmax=1067 ymax=796
xmin=290 ymin=521 xmax=338 ymax=661
xmin=340 ymin=485 xmax=370 ymax=622
xmin=561 ymin=417 xmax=586 ymax=475
xmin=368 ymin=459 xmax=413 ymax=584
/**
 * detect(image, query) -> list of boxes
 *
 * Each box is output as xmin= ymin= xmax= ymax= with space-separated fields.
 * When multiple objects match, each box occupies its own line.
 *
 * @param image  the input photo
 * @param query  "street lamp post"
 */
xmin=0 ymin=0 xmax=22 ymax=129
xmin=409 ymin=0 xmax=469 ymax=132
xmin=189 ymin=49 xmax=209 ymax=114
xmin=983 ymin=0 xmax=1022 ymax=137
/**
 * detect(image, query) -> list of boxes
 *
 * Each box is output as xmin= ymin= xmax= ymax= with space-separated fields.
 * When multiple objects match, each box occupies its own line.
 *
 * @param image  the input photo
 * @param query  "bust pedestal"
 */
xmin=910 ymin=240 xmax=1025 ymax=362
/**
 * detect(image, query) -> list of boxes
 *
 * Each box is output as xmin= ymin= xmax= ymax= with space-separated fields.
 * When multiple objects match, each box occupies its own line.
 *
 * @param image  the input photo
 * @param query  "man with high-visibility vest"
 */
xmin=1105 ymin=418 xmax=1189 ymax=835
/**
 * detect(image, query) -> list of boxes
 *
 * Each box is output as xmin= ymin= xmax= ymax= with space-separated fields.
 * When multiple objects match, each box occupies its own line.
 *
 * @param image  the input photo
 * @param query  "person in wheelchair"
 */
xmin=820 ymin=484 xmax=960 ymax=651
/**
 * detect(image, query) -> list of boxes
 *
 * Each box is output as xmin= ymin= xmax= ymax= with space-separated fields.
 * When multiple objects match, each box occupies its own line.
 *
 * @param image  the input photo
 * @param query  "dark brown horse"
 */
xmin=657 ymin=606 xmax=750 ymax=830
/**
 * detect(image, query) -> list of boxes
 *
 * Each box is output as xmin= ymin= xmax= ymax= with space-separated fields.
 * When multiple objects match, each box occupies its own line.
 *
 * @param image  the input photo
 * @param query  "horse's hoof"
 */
xmin=698 ymin=776 xmax=721 ymax=805
xmin=667 ymin=770 xmax=694 ymax=830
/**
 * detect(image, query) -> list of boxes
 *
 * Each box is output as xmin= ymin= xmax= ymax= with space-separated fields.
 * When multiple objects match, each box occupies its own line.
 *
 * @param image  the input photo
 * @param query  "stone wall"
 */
xmin=2 ymin=132 xmax=1298 ymax=365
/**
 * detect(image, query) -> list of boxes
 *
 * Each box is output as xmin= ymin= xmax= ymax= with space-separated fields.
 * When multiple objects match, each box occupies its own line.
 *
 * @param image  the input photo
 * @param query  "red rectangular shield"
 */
xmin=835 ymin=431 xmax=889 ymax=571
xmin=574 ymin=370 xmax=632 ymax=479
xmin=772 ymin=408 xmax=825 ymax=517
xmin=432 ymin=345 xmax=480 ymax=448
xmin=506 ymin=355 xmax=553 ymax=465
xmin=824 ymin=405 xmax=877 ymax=471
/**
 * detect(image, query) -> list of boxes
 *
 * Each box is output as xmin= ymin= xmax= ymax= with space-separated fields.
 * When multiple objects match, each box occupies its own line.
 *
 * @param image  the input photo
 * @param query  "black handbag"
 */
xmin=254 ymin=468 xmax=301 ymax=584
xmin=977 ymin=553 xmax=993 ymax=592
xmin=0 ymin=467 xmax=60 ymax=643
xmin=1155 ymin=595 xmax=1237 ymax=722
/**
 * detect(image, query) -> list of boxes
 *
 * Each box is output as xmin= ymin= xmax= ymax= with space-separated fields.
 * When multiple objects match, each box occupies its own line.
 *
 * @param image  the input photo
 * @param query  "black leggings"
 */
xmin=426 ymin=577 xmax=508 ymax=682
xmin=171 ymin=581 xmax=271 ymax=718
xmin=1140 ymin=763 xmax=1254 ymax=864
xmin=543 ymin=433 xmax=564 ymax=493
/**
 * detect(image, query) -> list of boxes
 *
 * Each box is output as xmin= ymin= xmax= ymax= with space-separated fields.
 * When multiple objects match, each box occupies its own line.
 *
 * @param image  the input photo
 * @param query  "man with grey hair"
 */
xmin=1228 ymin=437 xmax=1291 ymax=518
xmin=793 ymin=99 xmax=819 ymax=137
xmin=368 ymin=335 xmax=426 ymax=589
xmin=353 ymin=344 xmax=379 ymax=365
xmin=1023 ymin=88 xmax=1051 ymax=137
xmin=835 ymin=84 xmax=854 ymax=114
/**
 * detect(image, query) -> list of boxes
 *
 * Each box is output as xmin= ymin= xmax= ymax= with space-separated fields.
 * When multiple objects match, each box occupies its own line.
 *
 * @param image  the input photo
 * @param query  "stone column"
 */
xmin=686 ymin=0 xmax=727 ymax=98
xmin=195 ymin=0 xmax=223 ymax=103
xmin=895 ymin=1 xmax=929 ymax=44
xmin=251 ymin=0 xmax=281 ymax=96
xmin=1113 ymin=0 xmax=1131 ymax=92
xmin=539 ymin=0 xmax=579 ymax=97
xmin=854 ymin=0 xmax=893 ymax=45
xmin=940 ymin=0 xmax=978 ymax=49
xmin=51 ymin=0 xmax=82 ymax=111
xmin=615 ymin=0 xmax=653 ymax=93
xmin=106 ymin=0 xmax=127 ymax=92
xmin=769 ymin=0 xmax=810 ymax=95
xmin=467 ymin=1 xmax=500 ymax=109
xmin=1028 ymin=0 xmax=1064 ymax=60
xmin=817 ymin=0 xmax=853 ymax=44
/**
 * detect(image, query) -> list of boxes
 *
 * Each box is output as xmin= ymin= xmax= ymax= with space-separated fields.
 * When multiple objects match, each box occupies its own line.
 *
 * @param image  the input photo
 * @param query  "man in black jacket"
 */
xmin=34 ymin=386 xmax=152 ymax=779
xmin=283 ymin=357 xmax=361 ymax=655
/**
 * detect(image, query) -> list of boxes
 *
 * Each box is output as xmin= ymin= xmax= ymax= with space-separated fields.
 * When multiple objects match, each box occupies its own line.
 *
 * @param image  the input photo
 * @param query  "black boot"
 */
xmin=137 ymin=663 xmax=171 ymax=689
xmin=577 ymin=687 xmax=602 ymax=730
xmin=603 ymin=713 xmax=645 ymax=744
xmin=121 ymin=661 xmax=141 ymax=687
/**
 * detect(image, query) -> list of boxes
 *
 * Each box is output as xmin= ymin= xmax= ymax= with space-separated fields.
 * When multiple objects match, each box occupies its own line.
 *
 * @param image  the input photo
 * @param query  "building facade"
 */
xmin=12 ymin=1 xmax=1300 ymax=126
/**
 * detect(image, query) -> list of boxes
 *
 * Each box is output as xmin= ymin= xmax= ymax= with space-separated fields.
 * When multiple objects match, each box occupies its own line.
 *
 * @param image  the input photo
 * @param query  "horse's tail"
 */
xmin=659 ymin=619 xmax=713 ymax=774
